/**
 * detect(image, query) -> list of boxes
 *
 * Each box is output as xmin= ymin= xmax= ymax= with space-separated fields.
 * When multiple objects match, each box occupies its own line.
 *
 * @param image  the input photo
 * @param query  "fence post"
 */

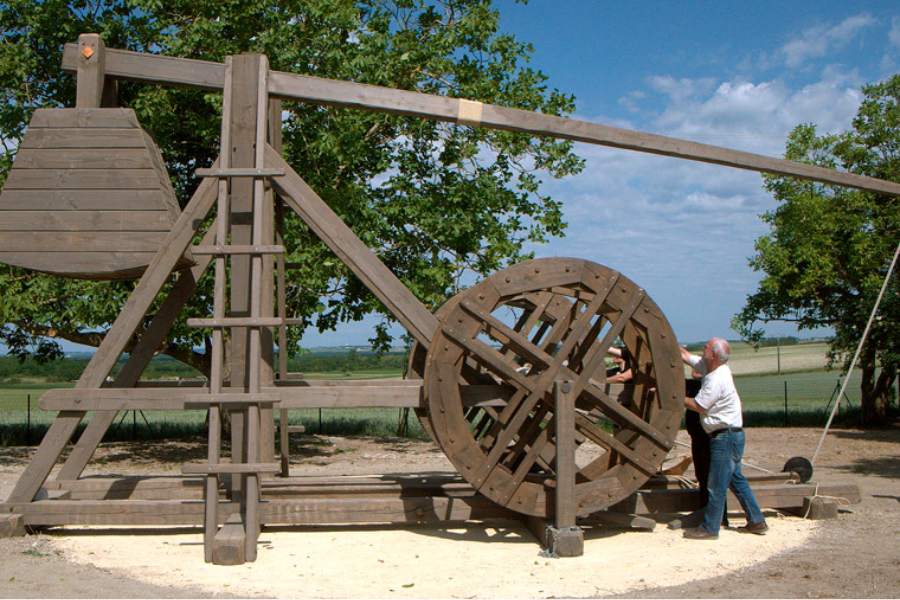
xmin=783 ymin=381 xmax=788 ymax=427
xmin=27 ymin=394 xmax=31 ymax=446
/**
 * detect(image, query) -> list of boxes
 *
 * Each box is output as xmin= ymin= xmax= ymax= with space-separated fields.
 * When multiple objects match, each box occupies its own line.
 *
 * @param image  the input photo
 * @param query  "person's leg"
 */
xmin=728 ymin=431 xmax=766 ymax=526
xmin=699 ymin=432 xmax=733 ymax=536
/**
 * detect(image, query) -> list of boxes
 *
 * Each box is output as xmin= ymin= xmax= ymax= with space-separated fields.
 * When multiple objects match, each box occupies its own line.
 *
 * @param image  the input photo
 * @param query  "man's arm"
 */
xmin=680 ymin=346 xmax=693 ymax=366
xmin=685 ymin=396 xmax=706 ymax=413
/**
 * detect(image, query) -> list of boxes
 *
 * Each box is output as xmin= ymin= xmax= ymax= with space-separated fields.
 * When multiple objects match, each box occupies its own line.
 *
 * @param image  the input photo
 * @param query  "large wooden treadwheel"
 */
xmin=418 ymin=258 xmax=684 ymax=518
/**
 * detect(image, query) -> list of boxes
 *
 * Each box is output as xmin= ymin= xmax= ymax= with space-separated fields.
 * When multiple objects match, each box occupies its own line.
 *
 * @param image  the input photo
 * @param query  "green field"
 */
xmin=0 ymin=340 xmax=881 ymax=445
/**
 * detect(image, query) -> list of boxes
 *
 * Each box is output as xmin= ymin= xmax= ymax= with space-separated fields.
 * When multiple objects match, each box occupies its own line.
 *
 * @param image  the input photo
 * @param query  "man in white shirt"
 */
xmin=681 ymin=338 xmax=768 ymax=540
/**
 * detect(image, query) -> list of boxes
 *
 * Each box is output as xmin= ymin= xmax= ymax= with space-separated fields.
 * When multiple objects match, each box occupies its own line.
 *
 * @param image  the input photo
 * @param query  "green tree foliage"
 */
xmin=734 ymin=74 xmax=900 ymax=426
xmin=0 ymin=0 xmax=583 ymax=373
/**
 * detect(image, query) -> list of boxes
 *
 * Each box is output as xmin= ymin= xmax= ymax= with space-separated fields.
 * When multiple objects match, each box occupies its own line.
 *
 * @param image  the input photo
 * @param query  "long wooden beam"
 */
xmin=266 ymin=146 xmax=439 ymax=345
xmin=37 ymin=382 xmax=541 ymax=411
xmin=61 ymin=43 xmax=900 ymax=197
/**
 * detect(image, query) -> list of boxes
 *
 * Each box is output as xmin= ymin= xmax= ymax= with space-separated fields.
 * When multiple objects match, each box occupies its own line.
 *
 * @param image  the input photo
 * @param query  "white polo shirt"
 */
xmin=687 ymin=354 xmax=743 ymax=434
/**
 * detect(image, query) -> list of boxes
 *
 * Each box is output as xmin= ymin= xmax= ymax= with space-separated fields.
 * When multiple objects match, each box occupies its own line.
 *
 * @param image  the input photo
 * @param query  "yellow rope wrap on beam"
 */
xmin=457 ymin=99 xmax=483 ymax=127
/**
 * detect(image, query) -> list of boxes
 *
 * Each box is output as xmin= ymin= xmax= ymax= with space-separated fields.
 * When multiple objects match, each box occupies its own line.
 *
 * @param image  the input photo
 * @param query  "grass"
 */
xmin=0 ymin=341 xmax=890 ymax=446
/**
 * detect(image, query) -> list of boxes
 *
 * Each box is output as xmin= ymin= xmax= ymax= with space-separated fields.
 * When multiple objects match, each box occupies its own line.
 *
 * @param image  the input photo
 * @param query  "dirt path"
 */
xmin=0 ymin=427 xmax=897 ymax=598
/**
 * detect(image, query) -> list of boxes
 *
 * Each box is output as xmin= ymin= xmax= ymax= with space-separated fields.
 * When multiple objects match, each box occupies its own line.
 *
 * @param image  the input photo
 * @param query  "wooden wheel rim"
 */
xmin=422 ymin=258 xmax=684 ymax=517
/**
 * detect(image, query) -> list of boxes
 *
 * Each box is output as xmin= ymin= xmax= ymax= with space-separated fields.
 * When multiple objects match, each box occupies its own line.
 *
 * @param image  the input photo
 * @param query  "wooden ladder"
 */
xmin=181 ymin=54 xmax=283 ymax=565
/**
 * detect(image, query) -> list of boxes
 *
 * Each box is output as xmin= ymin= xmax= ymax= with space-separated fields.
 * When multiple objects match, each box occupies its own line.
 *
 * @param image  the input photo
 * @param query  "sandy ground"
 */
xmin=1 ymin=427 xmax=898 ymax=599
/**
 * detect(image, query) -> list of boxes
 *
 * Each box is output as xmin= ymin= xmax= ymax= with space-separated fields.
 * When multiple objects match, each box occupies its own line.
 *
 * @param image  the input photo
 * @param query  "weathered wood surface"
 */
xmin=1 ymin=476 xmax=859 ymax=527
xmin=61 ymin=43 xmax=900 ymax=197
xmin=609 ymin=481 xmax=861 ymax=514
xmin=211 ymin=514 xmax=246 ymax=565
xmin=0 ymin=107 xmax=190 ymax=279
xmin=424 ymin=258 xmax=683 ymax=518
xmin=37 ymin=381 xmax=531 ymax=411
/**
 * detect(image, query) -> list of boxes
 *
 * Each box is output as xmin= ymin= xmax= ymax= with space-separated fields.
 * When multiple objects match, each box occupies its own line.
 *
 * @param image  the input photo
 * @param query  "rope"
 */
xmin=799 ymin=483 xmax=853 ymax=519
xmin=811 ymin=237 xmax=900 ymax=467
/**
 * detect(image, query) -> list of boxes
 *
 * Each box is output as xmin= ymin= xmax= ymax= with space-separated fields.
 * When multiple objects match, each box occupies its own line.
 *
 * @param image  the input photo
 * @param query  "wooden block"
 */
xmin=553 ymin=526 xmax=584 ymax=557
xmin=0 ymin=514 xmax=26 ymax=537
xmin=787 ymin=496 xmax=840 ymax=520
xmin=211 ymin=514 xmax=246 ymax=566
xmin=525 ymin=516 xmax=583 ymax=557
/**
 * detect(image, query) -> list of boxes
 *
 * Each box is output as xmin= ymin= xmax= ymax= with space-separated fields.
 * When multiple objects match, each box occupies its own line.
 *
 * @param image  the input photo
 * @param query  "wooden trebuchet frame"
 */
xmin=0 ymin=34 xmax=883 ymax=563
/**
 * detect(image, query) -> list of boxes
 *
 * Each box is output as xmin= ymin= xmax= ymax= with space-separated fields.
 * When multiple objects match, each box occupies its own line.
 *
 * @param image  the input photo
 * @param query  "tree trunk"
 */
xmin=859 ymin=362 xmax=895 ymax=427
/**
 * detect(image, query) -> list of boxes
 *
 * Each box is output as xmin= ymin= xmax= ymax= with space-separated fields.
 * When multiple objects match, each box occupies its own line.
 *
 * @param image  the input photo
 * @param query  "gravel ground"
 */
xmin=0 ymin=426 xmax=897 ymax=598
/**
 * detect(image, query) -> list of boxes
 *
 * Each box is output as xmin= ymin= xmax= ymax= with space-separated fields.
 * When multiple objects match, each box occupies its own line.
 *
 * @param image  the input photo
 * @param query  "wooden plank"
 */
xmin=44 ymin=477 xmax=203 ymax=501
xmin=182 ymin=463 xmax=280 ymax=475
xmin=0 ymin=251 xmax=161 ymax=276
xmin=12 ymin=147 xmax=156 ymax=170
xmin=195 ymin=167 xmax=284 ymax=178
xmin=60 ymin=44 xmax=900 ymax=197
xmin=75 ymin=34 xmax=106 ymax=109
xmin=187 ymin=317 xmax=283 ymax=328
xmin=0 ymin=231 xmax=169 ymax=253
xmin=19 ymin=128 xmax=147 ymax=149
xmin=0 ymin=211 xmax=172 ymax=232
xmin=608 ymin=481 xmax=861 ymax=515
xmin=38 ymin=382 xmax=508 ymax=411
xmin=54 ymin=44 xmax=900 ymax=197
xmin=3 ymin=169 xmax=164 ymax=190
xmin=584 ymin=511 xmax=656 ymax=531
xmin=6 ymin=412 xmax=86 ymax=502
xmin=62 ymin=43 xmax=226 ymax=91
xmin=267 ymin=146 xmax=438 ymax=346
xmin=192 ymin=244 xmax=284 ymax=255
xmin=2 ymin=496 xmax=510 ymax=526
xmin=0 ymin=189 xmax=172 ymax=211
xmin=28 ymin=107 xmax=141 ymax=129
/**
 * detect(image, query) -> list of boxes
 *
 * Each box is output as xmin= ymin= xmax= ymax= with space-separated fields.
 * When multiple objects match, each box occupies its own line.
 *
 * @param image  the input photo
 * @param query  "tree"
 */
xmin=0 ymin=1 xmax=583 ymax=373
xmin=734 ymin=74 xmax=900 ymax=426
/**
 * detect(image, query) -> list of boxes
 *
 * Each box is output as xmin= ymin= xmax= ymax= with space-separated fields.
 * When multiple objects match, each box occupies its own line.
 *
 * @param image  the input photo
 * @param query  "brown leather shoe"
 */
xmin=739 ymin=521 xmax=769 ymax=535
xmin=683 ymin=527 xmax=719 ymax=540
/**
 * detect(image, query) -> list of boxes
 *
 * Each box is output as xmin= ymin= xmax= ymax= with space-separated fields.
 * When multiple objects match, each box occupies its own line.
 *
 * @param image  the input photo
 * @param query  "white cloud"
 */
xmin=891 ymin=16 xmax=900 ymax=47
xmin=780 ymin=14 xmax=877 ymax=68
xmin=531 ymin=62 xmax=871 ymax=341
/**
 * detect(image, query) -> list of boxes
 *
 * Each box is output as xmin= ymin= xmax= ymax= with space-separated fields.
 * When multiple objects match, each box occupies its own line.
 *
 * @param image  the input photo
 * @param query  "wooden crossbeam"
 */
xmin=60 ymin=43 xmax=900 ymax=197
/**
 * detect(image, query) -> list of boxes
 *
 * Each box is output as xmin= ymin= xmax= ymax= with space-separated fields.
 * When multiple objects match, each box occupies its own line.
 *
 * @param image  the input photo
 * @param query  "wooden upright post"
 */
xmin=75 ymin=34 xmax=105 ymax=109
xmin=550 ymin=380 xmax=583 ymax=556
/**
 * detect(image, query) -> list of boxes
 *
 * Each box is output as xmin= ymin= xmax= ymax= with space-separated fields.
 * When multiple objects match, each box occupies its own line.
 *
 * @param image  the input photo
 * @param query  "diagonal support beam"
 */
xmin=55 ymin=223 xmax=218 ymax=482
xmin=266 ymin=145 xmax=438 ymax=346
xmin=7 ymin=169 xmax=220 ymax=503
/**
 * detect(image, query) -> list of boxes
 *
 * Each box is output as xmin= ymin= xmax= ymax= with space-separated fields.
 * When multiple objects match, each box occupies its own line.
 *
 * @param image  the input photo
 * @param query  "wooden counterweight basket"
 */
xmin=0 ymin=108 xmax=193 ymax=280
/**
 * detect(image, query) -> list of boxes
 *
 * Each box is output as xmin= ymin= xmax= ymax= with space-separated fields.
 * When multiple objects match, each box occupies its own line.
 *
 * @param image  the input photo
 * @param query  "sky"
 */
xmin=307 ymin=0 xmax=900 ymax=348
xmin=36 ymin=1 xmax=900 ymax=352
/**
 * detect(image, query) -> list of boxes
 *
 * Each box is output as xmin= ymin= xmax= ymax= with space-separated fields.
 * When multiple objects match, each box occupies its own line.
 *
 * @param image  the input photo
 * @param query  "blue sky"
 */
xmin=308 ymin=1 xmax=900 ymax=348
xmin=41 ymin=2 xmax=900 ymax=352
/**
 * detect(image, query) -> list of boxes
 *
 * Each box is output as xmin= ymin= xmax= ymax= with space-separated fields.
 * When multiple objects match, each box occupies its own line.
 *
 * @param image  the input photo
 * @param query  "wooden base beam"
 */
xmin=0 ymin=514 xmax=25 ymax=537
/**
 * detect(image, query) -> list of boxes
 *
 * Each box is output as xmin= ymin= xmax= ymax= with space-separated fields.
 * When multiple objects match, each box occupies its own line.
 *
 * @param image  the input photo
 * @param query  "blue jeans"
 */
xmin=701 ymin=429 xmax=765 ymax=535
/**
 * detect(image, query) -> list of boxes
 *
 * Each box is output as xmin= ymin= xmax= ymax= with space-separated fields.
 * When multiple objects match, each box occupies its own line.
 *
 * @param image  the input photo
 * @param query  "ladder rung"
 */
xmin=195 ymin=167 xmax=285 ymax=178
xmin=182 ymin=463 xmax=281 ymax=475
xmin=286 ymin=425 xmax=306 ymax=434
xmin=187 ymin=317 xmax=284 ymax=328
xmin=193 ymin=244 xmax=284 ymax=256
